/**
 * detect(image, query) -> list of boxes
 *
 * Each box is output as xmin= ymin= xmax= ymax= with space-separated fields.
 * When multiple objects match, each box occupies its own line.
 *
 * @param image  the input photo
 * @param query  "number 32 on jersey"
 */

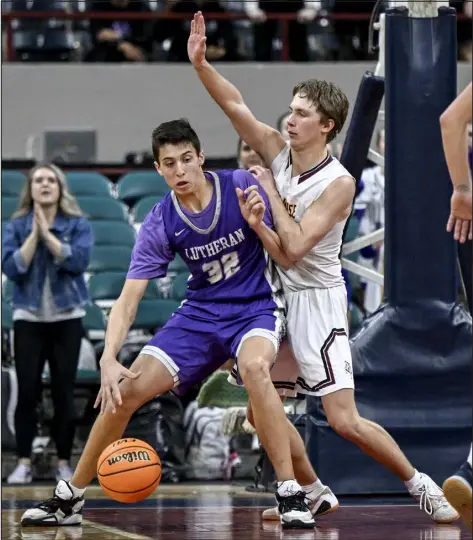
xmin=202 ymin=251 xmax=240 ymax=284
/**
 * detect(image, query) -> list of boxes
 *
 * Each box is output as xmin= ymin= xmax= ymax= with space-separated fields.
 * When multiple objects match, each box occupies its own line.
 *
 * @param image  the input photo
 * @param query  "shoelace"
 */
xmin=418 ymin=484 xmax=447 ymax=516
xmin=278 ymin=491 xmax=308 ymax=514
xmin=36 ymin=497 xmax=63 ymax=512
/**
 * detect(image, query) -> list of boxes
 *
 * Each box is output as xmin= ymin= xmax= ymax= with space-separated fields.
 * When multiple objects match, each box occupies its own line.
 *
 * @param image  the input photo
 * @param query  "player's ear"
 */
xmin=198 ymin=151 xmax=205 ymax=168
xmin=154 ymin=161 xmax=162 ymax=176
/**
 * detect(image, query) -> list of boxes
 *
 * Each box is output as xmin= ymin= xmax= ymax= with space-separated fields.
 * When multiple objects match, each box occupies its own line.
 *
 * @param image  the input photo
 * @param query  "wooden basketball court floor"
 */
xmin=2 ymin=484 xmax=471 ymax=540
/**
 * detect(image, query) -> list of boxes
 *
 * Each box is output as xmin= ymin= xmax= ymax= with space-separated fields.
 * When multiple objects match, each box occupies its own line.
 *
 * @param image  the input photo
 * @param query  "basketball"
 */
xmin=97 ymin=439 xmax=161 ymax=503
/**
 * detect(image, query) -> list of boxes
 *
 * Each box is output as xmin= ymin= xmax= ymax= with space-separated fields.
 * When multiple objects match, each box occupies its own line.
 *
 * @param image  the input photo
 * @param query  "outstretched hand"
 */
xmin=188 ymin=11 xmax=207 ymax=68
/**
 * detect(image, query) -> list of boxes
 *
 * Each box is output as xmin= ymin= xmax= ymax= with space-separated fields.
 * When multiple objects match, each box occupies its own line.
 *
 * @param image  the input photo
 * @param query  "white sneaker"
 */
xmin=7 ymin=463 xmax=32 ymax=484
xmin=56 ymin=465 xmax=74 ymax=483
xmin=263 ymin=485 xmax=339 ymax=521
xmin=409 ymin=473 xmax=460 ymax=524
xmin=21 ymin=480 xmax=84 ymax=527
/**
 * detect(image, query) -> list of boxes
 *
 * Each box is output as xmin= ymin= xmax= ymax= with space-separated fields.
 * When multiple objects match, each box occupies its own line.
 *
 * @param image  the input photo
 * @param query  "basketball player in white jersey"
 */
xmin=440 ymin=81 xmax=472 ymax=529
xmin=188 ymin=11 xmax=459 ymax=524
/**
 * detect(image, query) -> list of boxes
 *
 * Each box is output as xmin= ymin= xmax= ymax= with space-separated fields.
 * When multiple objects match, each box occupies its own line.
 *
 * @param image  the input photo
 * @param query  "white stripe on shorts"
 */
xmin=140 ymin=345 xmax=180 ymax=386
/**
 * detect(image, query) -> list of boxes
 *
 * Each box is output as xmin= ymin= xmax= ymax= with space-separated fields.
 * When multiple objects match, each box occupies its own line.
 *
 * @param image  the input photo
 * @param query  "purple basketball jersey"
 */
xmin=127 ymin=169 xmax=282 ymax=305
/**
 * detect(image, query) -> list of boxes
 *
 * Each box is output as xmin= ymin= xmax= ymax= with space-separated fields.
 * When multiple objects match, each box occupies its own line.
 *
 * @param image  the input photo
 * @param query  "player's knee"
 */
xmin=116 ymin=379 xmax=143 ymax=415
xmin=238 ymin=355 xmax=271 ymax=385
xmin=327 ymin=413 xmax=361 ymax=440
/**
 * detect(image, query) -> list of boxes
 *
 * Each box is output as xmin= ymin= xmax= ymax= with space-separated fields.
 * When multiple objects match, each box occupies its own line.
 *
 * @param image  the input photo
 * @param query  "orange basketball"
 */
xmin=97 ymin=438 xmax=161 ymax=503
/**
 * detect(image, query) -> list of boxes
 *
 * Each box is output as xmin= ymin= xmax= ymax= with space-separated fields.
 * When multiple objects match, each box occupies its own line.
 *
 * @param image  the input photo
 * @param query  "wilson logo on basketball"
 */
xmin=108 ymin=450 xmax=151 ymax=466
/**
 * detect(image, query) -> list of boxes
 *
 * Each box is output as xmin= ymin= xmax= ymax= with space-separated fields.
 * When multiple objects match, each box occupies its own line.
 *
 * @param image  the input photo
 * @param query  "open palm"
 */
xmin=188 ymin=11 xmax=207 ymax=67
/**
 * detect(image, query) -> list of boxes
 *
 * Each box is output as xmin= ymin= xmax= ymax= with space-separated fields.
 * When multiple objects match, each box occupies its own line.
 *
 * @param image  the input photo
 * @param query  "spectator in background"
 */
xmin=237 ymin=137 xmax=264 ymax=169
xmin=86 ymin=0 xmax=153 ymax=62
xmin=2 ymin=164 xmax=93 ymax=484
xmin=330 ymin=0 xmax=379 ymax=60
xmin=452 ymin=0 xmax=472 ymax=61
xmin=245 ymin=0 xmax=320 ymax=61
xmin=354 ymin=127 xmax=385 ymax=314
xmin=156 ymin=0 xmax=239 ymax=62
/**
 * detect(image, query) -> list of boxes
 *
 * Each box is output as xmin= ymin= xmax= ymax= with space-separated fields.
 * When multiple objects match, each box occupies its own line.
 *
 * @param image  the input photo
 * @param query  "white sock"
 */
xmin=277 ymin=480 xmax=302 ymax=497
xmin=467 ymin=444 xmax=472 ymax=467
xmin=69 ymin=482 xmax=86 ymax=497
xmin=302 ymin=479 xmax=324 ymax=497
xmin=405 ymin=470 xmax=423 ymax=491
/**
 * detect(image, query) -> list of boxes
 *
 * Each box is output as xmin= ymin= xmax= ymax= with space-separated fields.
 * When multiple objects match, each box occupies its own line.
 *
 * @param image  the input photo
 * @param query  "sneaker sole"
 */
xmin=22 ymin=515 xmax=83 ymax=527
xmin=262 ymin=502 xmax=339 ymax=521
xmin=281 ymin=518 xmax=315 ymax=529
xmin=443 ymin=476 xmax=472 ymax=529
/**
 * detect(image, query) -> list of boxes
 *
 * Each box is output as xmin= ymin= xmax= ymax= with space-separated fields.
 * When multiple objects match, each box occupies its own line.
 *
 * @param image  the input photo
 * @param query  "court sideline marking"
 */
xmin=82 ymin=519 xmax=154 ymax=539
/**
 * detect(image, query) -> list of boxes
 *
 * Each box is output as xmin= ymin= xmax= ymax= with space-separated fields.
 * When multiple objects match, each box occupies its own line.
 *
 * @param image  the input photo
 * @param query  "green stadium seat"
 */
xmin=168 ymin=254 xmax=188 ymax=273
xmin=77 ymin=196 xmax=128 ymax=221
xmin=132 ymin=195 xmax=163 ymax=223
xmin=1 ymin=299 xmax=13 ymax=330
xmin=168 ymin=272 xmax=190 ymax=300
xmin=2 ymin=280 xmax=14 ymax=305
xmin=88 ymin=245 xmax=132 ymax=273
xmin=2 ymin=171 xmax=26 ymax=197
xmin=88 ymin=271 xmax=160 ymax=308
xmin=66 ymin=172 xmax=114 ymax=197
xmin=82 ymin=302 xmax=107 ymax=343
xmin=131 ymin=298 xmax=180 ymax=330
xmin=90 ymin=221 xmax=136 ymax=247
xmin=1 ymin=197 xmax=19 ymax=220
xmin=117 ymin=171 xmax=169 ymax=205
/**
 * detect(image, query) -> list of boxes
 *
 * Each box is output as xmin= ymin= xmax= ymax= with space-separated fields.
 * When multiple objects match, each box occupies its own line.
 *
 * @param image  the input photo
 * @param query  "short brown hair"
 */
xmin=292 ymin=80 xmax=349 ymax=143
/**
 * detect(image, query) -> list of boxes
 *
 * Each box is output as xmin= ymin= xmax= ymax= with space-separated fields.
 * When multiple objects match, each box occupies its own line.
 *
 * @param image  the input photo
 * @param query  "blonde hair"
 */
xmin=12 ymin=163 xmax=84 ymax=219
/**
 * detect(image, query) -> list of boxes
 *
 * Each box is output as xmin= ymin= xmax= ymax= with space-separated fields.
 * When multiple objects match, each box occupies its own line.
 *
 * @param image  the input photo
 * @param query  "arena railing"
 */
xmin=3 ymin=10 xmax=385 ymax=62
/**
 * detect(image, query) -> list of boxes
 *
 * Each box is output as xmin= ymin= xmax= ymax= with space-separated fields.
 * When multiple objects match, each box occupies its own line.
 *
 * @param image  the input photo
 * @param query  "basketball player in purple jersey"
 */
xmin=440 ymin=81 xmax=472 ymax=529
xmin=189 ymin=11 xmax=459 ymax=524
xmin=20 ymin=119 xmax=315 ymax=530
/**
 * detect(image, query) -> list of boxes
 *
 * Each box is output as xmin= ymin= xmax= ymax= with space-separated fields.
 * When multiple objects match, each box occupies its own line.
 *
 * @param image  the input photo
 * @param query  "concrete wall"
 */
xmin=2 ymin=63 xmax=471 ymax=161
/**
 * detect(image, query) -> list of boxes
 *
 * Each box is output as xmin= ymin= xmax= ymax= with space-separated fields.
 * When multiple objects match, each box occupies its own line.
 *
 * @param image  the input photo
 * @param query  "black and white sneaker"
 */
xmin=276 ymin=490 xmax=316 ymax=529
xmin=21 ymin=480 xmax=84 ymax=527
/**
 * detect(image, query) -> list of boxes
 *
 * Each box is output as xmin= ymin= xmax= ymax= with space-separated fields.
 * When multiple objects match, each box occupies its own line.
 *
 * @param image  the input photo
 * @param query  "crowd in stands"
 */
xmin=2 ymin=0 xmax=472 ymax=63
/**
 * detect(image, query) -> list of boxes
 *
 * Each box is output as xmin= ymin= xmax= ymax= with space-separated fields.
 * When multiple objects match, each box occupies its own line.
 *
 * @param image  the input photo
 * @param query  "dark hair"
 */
xmin=151 ymin=118 xmax=201 ymax=162
xmin=276 ymin=111 xmax=290 ymax=133
xmin=292 ymin=79 xmax=349 ymax=143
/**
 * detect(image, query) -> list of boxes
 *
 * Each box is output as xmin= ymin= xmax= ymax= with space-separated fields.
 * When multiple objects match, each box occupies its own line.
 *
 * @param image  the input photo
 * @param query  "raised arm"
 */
xmin=188 ymin=11 xmax=286 ymax=166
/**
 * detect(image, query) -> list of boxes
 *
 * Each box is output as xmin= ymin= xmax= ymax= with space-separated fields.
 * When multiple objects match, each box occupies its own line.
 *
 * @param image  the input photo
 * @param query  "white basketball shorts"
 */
xmin=270 ymin=285 xmax=355 ymax=398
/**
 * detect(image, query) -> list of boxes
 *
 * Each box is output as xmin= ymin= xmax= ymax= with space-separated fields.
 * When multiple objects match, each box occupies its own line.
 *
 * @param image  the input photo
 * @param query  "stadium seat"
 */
xmin=90 ymin=221 xmax=136 ymax=247
xmin=168 ymin=254 xmax=188 ymax=273
xmin=88 ymin=245 xmax=133 ymax=274
xmin=77 ymin=196 xmax=128 ymax=221
xmin=88 ymin=272 xmax=160 ymax=308
xmin=117 ymin=171 xmax=169 ymax=206
xmin=66 ymin=172 xmax=114 ymax=197
xmin=132 ymin=195 xmax=164 ymax=224
xmin=83 ymin=302 xmax=107 ymax=332
xmin=168 ymin=272 xmax=190 ymax=300
xmin=2 ymin=280 xmax=14 ymax=305
xmin=131 ymin=299 xmax=181 ymax=331
xmin=2 ymin=171 xmax=26 ymax=196
xmin=1 ymin=197 xmax=19 ymax=220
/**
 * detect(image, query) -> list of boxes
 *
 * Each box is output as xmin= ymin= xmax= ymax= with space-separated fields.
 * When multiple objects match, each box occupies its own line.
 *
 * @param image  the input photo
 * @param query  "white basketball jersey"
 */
xmin=271 ymin=144 xmax=353 ymax=292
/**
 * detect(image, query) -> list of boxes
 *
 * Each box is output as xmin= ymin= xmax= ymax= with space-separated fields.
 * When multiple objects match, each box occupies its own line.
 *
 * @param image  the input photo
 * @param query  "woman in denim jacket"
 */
xmin=2 ymin=163 xmax=93 ymax=484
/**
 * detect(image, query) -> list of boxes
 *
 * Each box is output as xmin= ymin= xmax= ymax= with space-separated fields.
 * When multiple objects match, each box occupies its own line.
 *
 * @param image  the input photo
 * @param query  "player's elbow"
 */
xmin=439 ymin=109 xmax=457 ymax=132
xmin=285 ymin=246 xmax=306 ymax=265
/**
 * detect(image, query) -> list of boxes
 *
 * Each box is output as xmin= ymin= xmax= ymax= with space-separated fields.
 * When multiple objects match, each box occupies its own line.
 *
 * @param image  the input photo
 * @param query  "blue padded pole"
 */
xmin=339 ymin=71 xmax=385 ymax=189
xmin=384 ymin=6 xmax=458 ymax=305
